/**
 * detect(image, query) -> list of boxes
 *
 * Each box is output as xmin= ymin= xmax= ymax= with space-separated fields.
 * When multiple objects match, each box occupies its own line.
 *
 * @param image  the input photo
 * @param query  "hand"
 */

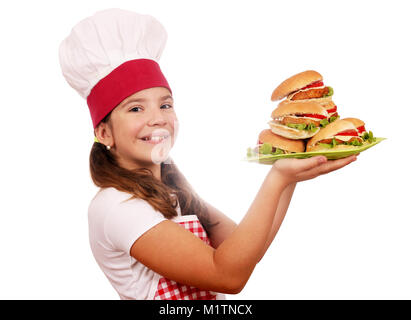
xmin=270 ymin=154 xmax=358 ymax=186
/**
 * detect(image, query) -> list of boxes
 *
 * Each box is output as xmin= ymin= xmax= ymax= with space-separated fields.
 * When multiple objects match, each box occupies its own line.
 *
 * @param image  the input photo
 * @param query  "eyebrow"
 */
xmin=123 ymin=94 xmax=173 ymax=107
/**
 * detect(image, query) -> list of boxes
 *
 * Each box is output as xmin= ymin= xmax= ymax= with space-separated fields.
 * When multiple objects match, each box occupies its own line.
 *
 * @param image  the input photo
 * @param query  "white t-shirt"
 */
xmin=88 ymin=187 xmax=225 ymax=300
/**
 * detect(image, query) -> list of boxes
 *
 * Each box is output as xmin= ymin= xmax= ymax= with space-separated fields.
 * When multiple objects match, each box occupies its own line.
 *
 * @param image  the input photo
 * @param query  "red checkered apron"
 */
xmin=153 ymin=215 xmax=218 ymax=300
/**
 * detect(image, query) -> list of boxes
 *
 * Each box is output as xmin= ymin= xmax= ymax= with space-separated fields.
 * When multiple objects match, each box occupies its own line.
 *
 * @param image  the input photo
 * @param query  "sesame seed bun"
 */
xmin=271 ymin=70 xmax=323 ymax=101
xmin=258 ymin=129 xmax=305 ymax=153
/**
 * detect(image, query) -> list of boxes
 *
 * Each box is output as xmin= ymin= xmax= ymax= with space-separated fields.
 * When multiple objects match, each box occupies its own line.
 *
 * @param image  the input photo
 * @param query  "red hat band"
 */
xmin=87 ymin=59 xmax=172 ymax=129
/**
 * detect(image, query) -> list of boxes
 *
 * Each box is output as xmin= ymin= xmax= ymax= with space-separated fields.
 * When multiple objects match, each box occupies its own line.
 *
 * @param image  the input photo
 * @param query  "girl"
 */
xmin=59 ymin=9 xmax=357 ymax=300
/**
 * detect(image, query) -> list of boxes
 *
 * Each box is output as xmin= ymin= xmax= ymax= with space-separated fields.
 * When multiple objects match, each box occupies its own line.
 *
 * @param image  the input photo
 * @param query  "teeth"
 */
xmin=142 ymin=135 xmax=169 ymax=141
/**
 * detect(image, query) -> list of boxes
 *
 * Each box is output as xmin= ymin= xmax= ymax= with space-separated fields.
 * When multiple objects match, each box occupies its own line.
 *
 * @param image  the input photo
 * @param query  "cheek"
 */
xmin=131 ymin=122 xmax=146 ymax=139
xmin=119 ymin=120 xmax=145 ymax=140
xmin=112 ymin=112 xmax=144 ymax=139
xmin=114 ymin=124 xmax=145 ymax=149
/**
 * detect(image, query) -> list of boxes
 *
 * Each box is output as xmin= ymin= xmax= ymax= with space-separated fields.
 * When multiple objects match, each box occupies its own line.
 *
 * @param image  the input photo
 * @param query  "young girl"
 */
xmin=59 ymin=9 xmax=357 ymax=300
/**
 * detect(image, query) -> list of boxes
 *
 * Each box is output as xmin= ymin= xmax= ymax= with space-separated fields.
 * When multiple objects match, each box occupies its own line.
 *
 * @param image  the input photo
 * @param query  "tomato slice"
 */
xmin=299 ymin=113 xmax=327 ymax=119
xmin=357 ymin=125 xmax=366 ymax=134
xmin=300 ymin=81 xmax=324 ymax=90
xmin=336 ymin=129 xmax=359 ymax=136
xmin=327 ymin=106 xmax=337 ymax=113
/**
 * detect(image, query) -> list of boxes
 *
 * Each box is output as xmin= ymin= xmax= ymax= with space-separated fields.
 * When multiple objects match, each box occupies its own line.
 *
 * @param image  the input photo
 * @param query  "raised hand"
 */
xmin=271 ymin=155 xmax=358 ymax=186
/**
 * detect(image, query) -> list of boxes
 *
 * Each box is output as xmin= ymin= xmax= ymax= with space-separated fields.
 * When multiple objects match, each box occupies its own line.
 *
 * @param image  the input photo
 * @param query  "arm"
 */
xmin=257 ymin=182 xmax=296 ymax=262
xmin=131 ymin=171 xmax=287 ymax=294
xmin=130 ymin=155 xmax=357 ymax=294
xmin=199 ymin=200 xmax=236 ymax=249
xmin=202 ymin=182 xmax=297 ymax=257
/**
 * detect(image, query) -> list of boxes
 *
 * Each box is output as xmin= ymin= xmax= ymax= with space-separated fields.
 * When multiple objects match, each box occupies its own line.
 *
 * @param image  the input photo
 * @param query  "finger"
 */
xmin=299 ymin=155 xmax=356 ymax=180
xmin=297 ymin=156 xmax=328 ymax=171
xmin=317 ymin=155 xmax=357 ymax=175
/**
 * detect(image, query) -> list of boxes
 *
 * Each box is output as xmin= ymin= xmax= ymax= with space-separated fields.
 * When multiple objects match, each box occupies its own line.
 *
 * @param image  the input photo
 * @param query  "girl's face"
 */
xmin=97 ymin=87 xmax=178 ymax=171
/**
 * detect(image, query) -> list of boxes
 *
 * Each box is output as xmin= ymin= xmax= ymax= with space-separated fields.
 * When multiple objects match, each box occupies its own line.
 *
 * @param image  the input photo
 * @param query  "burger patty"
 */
xmin=280 ymin=116 xmax=321 ymax=126
xmin=289 ymin=87 xmax=329 ymax=100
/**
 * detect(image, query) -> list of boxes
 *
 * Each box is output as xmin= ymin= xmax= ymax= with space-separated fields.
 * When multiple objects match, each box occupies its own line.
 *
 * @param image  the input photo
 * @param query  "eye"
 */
xmin=130 ymin=106 xmax=143 ymax=112
xmin=161 ymin=104 xmax=173 ymax=109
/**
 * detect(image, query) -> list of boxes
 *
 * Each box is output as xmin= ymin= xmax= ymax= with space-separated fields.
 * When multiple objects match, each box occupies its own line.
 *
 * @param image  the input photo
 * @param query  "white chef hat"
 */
xmin=59 ymin=8 xmax=172 ymax=128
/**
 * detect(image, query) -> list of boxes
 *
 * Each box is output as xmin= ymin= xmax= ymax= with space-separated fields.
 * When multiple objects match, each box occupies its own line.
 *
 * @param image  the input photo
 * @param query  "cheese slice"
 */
xmin=323 ymin=135 xmax=362 ymax=142
xmin=334 ymin=135 xmax=357 ymax=142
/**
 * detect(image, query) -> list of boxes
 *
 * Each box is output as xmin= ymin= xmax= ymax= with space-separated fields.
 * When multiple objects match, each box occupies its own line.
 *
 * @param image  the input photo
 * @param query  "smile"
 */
xmin=140 ymin=135 xmax=170 ymax=144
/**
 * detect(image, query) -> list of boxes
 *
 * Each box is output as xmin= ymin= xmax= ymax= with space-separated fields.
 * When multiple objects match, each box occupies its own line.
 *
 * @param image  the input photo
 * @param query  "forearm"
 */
xmin=212 ymin=169 xmax=288 ymax=291
xmin=257 ymin=182 xmax=297 ymax=262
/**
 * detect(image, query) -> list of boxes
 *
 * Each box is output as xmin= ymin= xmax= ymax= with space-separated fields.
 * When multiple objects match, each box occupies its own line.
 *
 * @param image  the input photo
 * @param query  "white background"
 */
xmin=0 ymin=0 xmax=409 ymax=299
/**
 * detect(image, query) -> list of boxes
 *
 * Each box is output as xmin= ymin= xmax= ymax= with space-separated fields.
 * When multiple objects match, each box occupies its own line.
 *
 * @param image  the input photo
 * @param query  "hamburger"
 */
xmin=306 ymin=119 xmax=364 ymax=152
xmin=268 ymin=100 xmax=329 ymax=139
xmin=343 ymin=117 xmax=376 ymax=143
xmin=255 ymin=129 xmax=305 ymax=155
xmin=271 ymin=70 xmax=334 ymax=102
xmin=271 ymin=70 xmax=339 ymax=126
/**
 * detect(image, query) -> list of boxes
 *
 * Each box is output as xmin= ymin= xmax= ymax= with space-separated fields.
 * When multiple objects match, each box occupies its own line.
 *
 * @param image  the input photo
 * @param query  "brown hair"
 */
xmin=89 ymin=112 xmax=216 ymax=233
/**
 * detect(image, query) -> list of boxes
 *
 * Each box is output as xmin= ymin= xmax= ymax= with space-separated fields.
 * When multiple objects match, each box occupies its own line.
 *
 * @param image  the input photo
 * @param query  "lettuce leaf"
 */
xmin=272 ymin=148 xmax=284 ymax=155
xmin=329 ymin=116 xmax=338 ymax=123
xmin=286 ymin=123 xmax=307 ymax=130
xmin=324 ymin=86 xmax=334 ymax=97
xmin=320 ymin=119 xmax=329 ymax=127
xmin=286 ymin=123 xmax=318 ymax=131
xmin=259 ymin=143 xmax=272 ymax=154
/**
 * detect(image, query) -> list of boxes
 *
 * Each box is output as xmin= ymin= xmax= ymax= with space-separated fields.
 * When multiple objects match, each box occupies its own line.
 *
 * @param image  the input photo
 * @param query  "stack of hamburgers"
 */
xmin=252 ymin=70 xmax=376 ymax=156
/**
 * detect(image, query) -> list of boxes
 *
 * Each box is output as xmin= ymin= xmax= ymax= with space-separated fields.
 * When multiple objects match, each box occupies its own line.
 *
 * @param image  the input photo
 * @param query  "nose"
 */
xmin=148 ymin=108 xmax=167 ymax=127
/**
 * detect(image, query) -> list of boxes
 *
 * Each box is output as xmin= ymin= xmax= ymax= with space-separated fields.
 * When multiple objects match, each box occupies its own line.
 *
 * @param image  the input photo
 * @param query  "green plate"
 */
xmin=245 ymin=137 xmax=386 ymax=164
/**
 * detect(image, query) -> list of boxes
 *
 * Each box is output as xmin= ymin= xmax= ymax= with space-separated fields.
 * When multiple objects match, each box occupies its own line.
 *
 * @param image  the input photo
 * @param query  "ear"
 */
xmin=94 ymin=122 xmax=114 ymax=146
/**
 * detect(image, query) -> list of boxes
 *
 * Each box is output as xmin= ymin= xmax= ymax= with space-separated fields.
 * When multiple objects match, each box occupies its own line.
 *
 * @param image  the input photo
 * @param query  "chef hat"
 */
xmin=59 ymin=8 xmax=172 ymax=129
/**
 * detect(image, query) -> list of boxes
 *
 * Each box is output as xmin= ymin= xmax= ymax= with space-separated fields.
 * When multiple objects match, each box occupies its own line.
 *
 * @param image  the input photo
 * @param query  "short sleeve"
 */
xmin=104 ymin=197 xmax=167 ymax=253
